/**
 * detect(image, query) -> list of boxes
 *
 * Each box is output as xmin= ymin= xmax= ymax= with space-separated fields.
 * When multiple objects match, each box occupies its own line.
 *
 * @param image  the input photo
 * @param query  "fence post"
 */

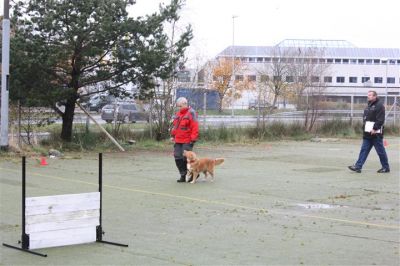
xmin=350 ymin=94 xmax=354 ymax=126
xmin=203 ymin=90 xmax=207 ymax=130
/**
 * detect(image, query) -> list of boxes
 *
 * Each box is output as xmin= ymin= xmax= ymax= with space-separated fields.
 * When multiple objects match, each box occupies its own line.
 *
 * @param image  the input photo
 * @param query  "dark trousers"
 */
xmin=174 ymin=143 xmax=194 ymax=176
xmin=355 ymin=137 xmax=390 ymax=170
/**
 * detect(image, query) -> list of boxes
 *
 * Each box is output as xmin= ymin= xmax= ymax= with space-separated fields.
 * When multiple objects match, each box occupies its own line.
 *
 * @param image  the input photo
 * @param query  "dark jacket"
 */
xmin=171 ymin=107 xmax=199 ymax=144
xmin=363 ymin=98 xmax=385 ymax=139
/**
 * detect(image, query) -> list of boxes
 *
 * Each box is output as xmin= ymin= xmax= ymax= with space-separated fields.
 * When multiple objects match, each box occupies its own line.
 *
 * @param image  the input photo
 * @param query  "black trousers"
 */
xmin=174 ymin=143 xmax=194 ymax=176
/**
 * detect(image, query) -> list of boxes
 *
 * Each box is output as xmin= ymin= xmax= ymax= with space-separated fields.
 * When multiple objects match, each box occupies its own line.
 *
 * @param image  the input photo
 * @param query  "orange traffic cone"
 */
xmin=384 ymin=139 xmax=388 ymax=147
xmin=40 ymin=157 xmax=48 ymax=166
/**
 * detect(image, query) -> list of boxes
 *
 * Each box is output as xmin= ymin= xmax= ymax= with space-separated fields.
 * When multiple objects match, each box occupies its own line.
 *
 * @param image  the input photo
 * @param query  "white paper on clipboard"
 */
xmin=364 ymin=121 xmax=381 ymax=133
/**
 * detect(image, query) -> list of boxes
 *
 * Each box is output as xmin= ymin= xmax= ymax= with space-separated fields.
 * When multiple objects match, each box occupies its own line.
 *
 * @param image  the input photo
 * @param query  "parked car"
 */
xmin=101 ymin=103 xmax=149 ymax=123
xmin=88 ymin=94 xmax=114 ymax=112
xmin=248 ymin=100 xmax=277 ymax=110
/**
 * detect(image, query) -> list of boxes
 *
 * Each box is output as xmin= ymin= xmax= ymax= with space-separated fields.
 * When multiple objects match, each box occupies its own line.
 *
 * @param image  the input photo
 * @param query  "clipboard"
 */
xmin=364 ymin=121 xmax=381 ymax=133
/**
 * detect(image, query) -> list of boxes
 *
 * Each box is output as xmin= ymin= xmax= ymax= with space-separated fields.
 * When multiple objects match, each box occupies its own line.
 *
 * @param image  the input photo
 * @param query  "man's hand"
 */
xmin=371 ymin=129 xmax=377 ymax=135
xmin=170 ymin=137 xmax=175 ymax=142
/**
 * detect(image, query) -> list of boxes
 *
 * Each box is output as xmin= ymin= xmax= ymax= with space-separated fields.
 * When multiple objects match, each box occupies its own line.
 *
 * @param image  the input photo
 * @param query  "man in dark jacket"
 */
xmin=171 ymin=97 xmax=199 ymax=182
xmin=348 ymin=91 xmax=390 ymax=173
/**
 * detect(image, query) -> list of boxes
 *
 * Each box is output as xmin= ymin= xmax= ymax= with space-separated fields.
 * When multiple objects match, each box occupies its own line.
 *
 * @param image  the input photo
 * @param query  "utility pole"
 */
xmin=1 ymin=0 xmax=11 ymax=150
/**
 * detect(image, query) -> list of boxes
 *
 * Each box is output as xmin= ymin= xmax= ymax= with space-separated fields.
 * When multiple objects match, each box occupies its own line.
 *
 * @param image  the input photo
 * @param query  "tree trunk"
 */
xmin=270 ymin=92 xmax=279 ymax=115
xmin=61 ymin=97 xmax=77 ymax=142
xmin=304 ymin=106 xmax=310 ymax=129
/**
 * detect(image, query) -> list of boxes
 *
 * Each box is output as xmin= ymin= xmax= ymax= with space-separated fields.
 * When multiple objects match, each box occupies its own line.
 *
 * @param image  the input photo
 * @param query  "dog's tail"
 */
xmin=214 ymin=158 xmax=224 ymax=166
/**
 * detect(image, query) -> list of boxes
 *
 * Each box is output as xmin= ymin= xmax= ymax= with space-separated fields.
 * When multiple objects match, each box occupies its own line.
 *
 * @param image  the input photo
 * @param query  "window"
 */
xmin=319 ymin=59 xmax=326 ymax=63
xmin=287 ymin=58 xmax=295 ymax=63
xmin=248 ymin=57 xmax=255 ymax=62
xmin=272 ymin=57 xmax=279 ymax=63
xmin=358 ymin=59 xmax=365 ymax=64
xmin=366 ymin=59 xmax=372 ymax=64
xmin=324 ymin=76 xmax=332 ymax=83
xmin=336 ymin=76 xmax=345 ymax=83
xmin=342 ymin=59 xmax=349 ymax=64
xmin=260 ymin=75 xmax=269 ymax=82
xmin=362 ymin=77 xmax=370 ymax=83
xmin=247 ymin=75 xmax=256 ymax=82
xmin=334 ymin=59 xmax=341 ymax=64
xmin=387 ymin=77 xmax=395 ymax=84
xmin=311 ymin=58 xmax=318 ymax=64
xmin=374 ymin=77 xmax=383 ymax=83
xmin=389 ymin=60 xmax=396 ymax=64
xmin=257 ymin=57 xmax=263 ymax=62
xmin=264 ymin=57 xmax=271 ymax=62
xmin=327 ymin=58 xmax=334 ymax=63
xmin=286 ymin=76 xmax=294 ymax=83
xmin=235 ymin=75 xmax=243 ymax=81
xmin=273 ymin=76 xmax=281 ymax=82
xmin=374 ymin=59 xmax=380 ymax=64
xmin=123 ymin=105 xmax=136 ymax=111
xmin=298 ymin=76 xmax=307 ymax=83
xmin=349 ymin=77 xmax=358 ymax=83
xmin=280 ymin=58 xmax=287 ymax=63
xmin=397 ymin=60 xmax=400 ymax=64
xmin=350 ymin=59 xmax=357 ymax=64
xmin=311 ymin=76 xmax=320 ymax=82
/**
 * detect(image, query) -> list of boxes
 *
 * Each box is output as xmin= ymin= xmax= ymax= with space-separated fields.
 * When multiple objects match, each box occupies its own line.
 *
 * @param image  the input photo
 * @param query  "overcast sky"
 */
xmin=2 ymin=0 xmax=399 ymax=66
xmin=129 ymin=0 xmax=400 ymax=66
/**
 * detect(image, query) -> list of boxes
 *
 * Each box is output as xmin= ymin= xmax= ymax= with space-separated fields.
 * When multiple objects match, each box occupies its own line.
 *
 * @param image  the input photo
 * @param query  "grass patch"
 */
xmin=316 ymin=119 xmax=358 ymax=137
xmin=2 ymin=119 xmax=398 ymax=154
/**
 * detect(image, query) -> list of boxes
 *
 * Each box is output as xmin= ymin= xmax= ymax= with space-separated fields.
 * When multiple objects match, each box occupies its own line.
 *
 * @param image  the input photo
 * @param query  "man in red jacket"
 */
xmin=171 ymin=97 xmax=199 ymax=182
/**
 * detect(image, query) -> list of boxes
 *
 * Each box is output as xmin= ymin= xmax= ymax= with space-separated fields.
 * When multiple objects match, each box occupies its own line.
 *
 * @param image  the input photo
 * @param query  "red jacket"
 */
xmin=171 ymin=107 xmax=199 ymax=144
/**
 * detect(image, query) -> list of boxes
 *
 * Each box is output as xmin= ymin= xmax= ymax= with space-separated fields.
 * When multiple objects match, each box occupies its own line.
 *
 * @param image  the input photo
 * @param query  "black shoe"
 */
xmin=377 ymin=168 xmax=390 ymax=173
xmin=348 ymin=165 xmax=361 ymax=173
xmin=177 ymin=175 xmax=186 ymax=183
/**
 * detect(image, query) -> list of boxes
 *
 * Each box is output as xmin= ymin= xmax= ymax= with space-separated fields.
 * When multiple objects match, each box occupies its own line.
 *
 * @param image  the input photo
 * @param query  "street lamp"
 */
xmin=231 ymin=15 xmax=238 ymax=117
xmin=1 ymin=0 xmax=11 ymax=150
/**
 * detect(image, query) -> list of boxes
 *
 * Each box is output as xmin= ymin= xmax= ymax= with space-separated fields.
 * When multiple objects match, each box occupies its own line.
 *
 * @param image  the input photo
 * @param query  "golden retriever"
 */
xmin=183 ymin=150 xmax=224 ymax=184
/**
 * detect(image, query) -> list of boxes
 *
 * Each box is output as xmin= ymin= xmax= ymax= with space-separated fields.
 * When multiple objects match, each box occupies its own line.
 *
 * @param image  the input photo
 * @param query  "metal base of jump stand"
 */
xmin=2 ymin=243 xmax=47 ymax=257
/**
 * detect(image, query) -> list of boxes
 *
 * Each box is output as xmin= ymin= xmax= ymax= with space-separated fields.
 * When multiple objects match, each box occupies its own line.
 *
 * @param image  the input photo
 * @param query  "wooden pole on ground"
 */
xmin=76 ymin=102 xmax=125 ymax=152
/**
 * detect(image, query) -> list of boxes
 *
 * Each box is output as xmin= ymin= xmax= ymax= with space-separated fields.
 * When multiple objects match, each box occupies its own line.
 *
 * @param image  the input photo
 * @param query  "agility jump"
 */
xmin=2 ymin=153 xmax=128 ymax=257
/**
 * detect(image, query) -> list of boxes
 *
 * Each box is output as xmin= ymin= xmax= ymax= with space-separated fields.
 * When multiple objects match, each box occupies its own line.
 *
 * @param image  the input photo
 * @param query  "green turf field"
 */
xmin=1 ymin=138 xmax=399 ymax=265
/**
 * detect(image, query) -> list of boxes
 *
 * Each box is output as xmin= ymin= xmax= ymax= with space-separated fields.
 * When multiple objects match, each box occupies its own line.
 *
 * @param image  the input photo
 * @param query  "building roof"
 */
xmin=277 ymin=39 xmax=356 ymax=48
xmin=218 ymin=39 xmax=400 ymax=59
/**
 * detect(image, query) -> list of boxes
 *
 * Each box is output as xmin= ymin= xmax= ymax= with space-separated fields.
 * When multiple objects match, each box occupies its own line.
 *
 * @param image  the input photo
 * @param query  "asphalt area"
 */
xmin=0 ymin=138 xmax=399 ymax=265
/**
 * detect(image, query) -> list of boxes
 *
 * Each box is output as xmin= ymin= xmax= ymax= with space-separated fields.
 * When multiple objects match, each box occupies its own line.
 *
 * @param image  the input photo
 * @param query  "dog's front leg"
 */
xmin=190 ymin=171 xmax=199 ymax=184
xmin=186 ymin=164 xmax=192 ymax=182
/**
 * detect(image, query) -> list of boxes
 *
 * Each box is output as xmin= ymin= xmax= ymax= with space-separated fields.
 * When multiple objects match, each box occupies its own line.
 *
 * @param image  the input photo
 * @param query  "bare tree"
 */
xmin=149 ymin=16 xmax=193 ymax=140
xmin=256 ymin=47 xmax=293 ymax=127
xmin=255 ymin=46 xmax=330 ymax=131
xmin=288 ymin=47 xmax=330 ymax=131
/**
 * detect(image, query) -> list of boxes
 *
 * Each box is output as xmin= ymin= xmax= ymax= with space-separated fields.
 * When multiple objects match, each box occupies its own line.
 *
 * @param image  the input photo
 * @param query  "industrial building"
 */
xmin=214 ymin=39 xmax=400 ymax=108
